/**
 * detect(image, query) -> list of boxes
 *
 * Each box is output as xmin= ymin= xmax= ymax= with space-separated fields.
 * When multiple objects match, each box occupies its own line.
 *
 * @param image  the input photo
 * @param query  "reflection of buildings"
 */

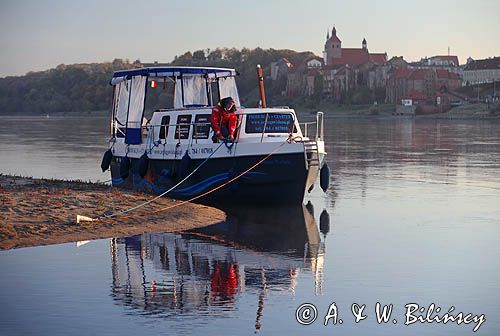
xmin=325 ymin=118 xmax=476 ymax=201
xmin=110 ymin=206 xmax=327 ymax=330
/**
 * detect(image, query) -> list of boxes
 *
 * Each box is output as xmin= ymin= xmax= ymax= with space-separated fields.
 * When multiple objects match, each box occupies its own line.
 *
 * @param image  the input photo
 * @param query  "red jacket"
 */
xmin=211 ymin=104 xmax=238 ymax=137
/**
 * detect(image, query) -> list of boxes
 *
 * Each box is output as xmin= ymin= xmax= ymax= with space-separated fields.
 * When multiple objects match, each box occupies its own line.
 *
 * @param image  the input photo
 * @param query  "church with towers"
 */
xmin=282 ymin=26 xmax=463 ymax=105
xmin=323 ymin=26 xmax=387 ymax=66
xmin=284 ymin=26 xmax=391 ymax=100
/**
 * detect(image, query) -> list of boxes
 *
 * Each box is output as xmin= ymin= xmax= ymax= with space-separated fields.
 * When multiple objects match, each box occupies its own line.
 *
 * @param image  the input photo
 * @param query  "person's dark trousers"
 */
xmin=212 ymin=125 xmax=230 ymax=143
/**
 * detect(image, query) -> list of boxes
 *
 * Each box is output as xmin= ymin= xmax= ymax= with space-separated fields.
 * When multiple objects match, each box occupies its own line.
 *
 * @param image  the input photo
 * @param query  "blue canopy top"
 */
xmin=111 ymin=66 xmax=238 ymax=83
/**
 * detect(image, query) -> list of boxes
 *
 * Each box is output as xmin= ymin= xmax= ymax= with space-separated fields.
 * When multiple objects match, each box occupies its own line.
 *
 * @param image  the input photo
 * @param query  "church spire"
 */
xmin=327 ymin=28 xmax=330 ymax=40
xmin=362 ymin=38 xmax=367 ymax=51
xmin=332 ymin=26 xmax=337 ymax=36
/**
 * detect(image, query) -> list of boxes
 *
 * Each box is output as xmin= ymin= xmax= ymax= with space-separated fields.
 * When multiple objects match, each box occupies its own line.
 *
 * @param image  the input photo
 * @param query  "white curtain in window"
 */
xmin=218 ymin=77 xmax=241 ymax=107
xmin=174 ymin=80 xmax=183 ymax=108
xmin=115 ymin=80 xmax=130 ymax=126
xmin=174 ymin=75 xmax=208 ymax=108
xmin=127 ymin=75 xmax=147 ymax=127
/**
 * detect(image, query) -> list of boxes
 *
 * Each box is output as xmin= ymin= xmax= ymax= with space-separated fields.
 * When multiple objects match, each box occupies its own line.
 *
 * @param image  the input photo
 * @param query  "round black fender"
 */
xmin=179 ymin=151 xmax=192 ymax=178
xmin=119 ymin=157 xmax=131 ymax=179
xmin=320 ymin=163 xmax=330 ymax=192
xmin=319 ymin=209 xmax=330 ymax=235
xmin=138 ymin=152 xmax=149 ymax=178
xmin=100 ymin=149 xmax=113 ymax=172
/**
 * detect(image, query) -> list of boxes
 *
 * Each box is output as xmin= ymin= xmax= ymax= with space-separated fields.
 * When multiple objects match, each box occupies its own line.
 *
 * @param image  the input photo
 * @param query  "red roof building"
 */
xmin=323 ymin=27 xmax=387 ymax=66
xmin=432 ymin=55 xmax=460 ymax=66
xmin=386 ymin=68 xmax=461 ymax=104
xmin=402 ymin=89 xmax=427 ymax=102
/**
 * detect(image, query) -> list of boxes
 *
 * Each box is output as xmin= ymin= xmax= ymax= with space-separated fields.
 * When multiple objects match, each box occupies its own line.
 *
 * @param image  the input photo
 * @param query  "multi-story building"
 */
xmin=412 ymin=55 xmax=460 ymax=68
xmin=322 ymin=27 xmax=387 ymax=98
xmin=462 ymin=57 xmax=500 ymax=85
xmin=270 ymin=58 xmax=293 ymax=81
xmin=323 ymin=27 xmax=387 ymax=66
xmin=386 ymin=68 xmax=461 ymax=105
xmin=408 ymin=55 xmax=462 ymax=81
xmin=285 ymin=56 xmax=324 ymax=97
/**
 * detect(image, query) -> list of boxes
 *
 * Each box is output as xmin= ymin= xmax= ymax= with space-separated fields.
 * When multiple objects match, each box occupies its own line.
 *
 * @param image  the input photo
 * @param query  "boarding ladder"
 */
xmin=303 ymin=140 xmax=320 ymax=169
xmin=301 ymin=111 xmax=324 ymax=170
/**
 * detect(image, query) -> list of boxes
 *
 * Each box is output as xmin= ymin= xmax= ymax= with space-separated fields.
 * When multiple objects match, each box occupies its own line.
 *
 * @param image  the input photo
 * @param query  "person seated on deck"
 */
xmin=211 ymin=97 xmax=238 ymax=143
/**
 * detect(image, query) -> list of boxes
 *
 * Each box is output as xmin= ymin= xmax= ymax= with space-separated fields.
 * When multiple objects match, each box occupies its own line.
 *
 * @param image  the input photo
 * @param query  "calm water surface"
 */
xmin=1 ymin=115 xmax=500 ymax=335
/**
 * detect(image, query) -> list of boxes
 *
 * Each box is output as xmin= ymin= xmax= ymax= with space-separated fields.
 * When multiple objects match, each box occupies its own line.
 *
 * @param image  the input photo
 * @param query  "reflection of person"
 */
xmin=210 ymin=262 xmax=239 ymax=298
xmin=211 ymin=97 xmax=238 ymax=143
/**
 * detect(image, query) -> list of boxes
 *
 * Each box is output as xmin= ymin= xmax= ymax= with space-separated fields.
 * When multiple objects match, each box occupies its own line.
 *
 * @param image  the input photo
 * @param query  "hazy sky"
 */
xmin=0 ymin=0 xmax=499 ymax=77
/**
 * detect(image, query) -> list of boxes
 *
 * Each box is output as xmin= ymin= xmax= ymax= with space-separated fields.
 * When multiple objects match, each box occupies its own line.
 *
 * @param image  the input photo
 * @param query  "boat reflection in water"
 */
xmin=109 ymin=205 xmax=327 ymax=330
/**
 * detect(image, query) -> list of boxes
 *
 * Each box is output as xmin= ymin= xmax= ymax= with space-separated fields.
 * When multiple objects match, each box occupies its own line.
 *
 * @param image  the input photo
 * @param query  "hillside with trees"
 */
xmin=0 ymin=59 xmax=137 ymax=115
xmin=0 ymin=48 xmax=315 ymax=115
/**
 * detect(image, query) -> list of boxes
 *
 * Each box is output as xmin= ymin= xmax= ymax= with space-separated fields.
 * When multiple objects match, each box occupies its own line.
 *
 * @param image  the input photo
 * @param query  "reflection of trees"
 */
xmin=109 ymin=205 xmax=328 ymax=330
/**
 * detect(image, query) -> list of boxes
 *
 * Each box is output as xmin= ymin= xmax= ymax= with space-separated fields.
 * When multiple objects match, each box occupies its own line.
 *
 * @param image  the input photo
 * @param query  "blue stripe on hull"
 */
xmin=110 ymin=153 xmax=309 ymax=205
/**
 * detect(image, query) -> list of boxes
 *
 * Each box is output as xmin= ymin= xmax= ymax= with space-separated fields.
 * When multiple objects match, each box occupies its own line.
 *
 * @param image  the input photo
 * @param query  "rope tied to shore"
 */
xmin=77 ymin=137 xmax=297 ymax=223
xmin=77 ymin=142 xmax=225 ymax=223
xmin=151 ymin=138 xmax=294 ymax=214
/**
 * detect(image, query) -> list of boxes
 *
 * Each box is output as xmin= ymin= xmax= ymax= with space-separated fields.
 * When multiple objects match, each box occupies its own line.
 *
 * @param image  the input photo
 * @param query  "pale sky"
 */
xmin=0 ymin=0 xmax=499 ymax=77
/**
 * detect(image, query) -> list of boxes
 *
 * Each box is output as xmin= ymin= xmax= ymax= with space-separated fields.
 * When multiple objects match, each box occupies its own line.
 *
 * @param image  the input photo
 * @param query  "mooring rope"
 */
xmin=78 ymin=137 xmax=298 ymax=223
xmin=77 ymin=142 xmax=225 ymax=222
xmin=150 ymin=138 xmax=294 ymax=214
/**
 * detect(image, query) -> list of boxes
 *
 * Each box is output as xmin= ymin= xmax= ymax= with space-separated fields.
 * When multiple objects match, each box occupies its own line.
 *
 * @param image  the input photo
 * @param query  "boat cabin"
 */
xmin=109 ymin=66 xmax=303 ymax=146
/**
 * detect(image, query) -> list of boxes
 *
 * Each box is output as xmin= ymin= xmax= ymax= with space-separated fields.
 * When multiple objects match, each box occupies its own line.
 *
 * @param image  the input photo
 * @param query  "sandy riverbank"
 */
xmin=0 ymin=175 xmax=225 ymax=250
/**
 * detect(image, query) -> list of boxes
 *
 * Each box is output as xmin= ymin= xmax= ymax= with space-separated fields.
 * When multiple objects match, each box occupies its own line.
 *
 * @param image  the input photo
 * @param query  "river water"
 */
xmin=1 ymin=115 xmax=499 ymax=335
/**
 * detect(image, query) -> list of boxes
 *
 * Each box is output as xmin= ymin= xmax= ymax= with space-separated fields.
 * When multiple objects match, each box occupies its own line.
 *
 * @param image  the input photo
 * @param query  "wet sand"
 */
xmin=0 ymin=175 xmax=225 ymax=250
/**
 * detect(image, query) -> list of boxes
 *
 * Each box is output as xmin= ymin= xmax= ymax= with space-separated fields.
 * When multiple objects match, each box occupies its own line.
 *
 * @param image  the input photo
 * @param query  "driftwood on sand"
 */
xmin=0 ymin=174 xmax=225 ymax=250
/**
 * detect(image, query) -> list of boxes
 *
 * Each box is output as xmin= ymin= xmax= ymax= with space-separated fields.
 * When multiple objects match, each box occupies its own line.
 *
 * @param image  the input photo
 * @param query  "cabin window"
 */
xmin=175 ymin=115 xmax=192 ymax=139
xmin=159 ymin=116 xmax=170 ymax=139
xmin=208 ymin=81 xmax=219 ymax=106
xmin=175 ymin=76 xmax=208 ymax=108
xmin=193 ymin=114 xmax=211 ymax=139
xmin=145 ymin=79 xmax=175 ymax=118
xmin=245 ymin=113 xmax=295 ymax=134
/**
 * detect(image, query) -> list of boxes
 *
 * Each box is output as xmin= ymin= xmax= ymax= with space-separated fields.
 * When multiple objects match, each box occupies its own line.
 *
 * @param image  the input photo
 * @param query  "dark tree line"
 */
xmin=0 ymin=59 xmax=136 ymax=115
xmin=0 ymin=48 xmax=314 ymax=115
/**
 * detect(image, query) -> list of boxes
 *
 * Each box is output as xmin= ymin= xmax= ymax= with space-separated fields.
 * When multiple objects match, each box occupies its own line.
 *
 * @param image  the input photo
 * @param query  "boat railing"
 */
xmin=300 ymin=112 xmax=324 ymax=141
xmin=142 ymin=111 xmax=296 ymax=143
xmin=113 ymin=110 xmax=300 ymax=144
xmin=300 ymin=122 xmax=316 ymax=139
xmin=316 ymin=111 xmax=324 ymax=141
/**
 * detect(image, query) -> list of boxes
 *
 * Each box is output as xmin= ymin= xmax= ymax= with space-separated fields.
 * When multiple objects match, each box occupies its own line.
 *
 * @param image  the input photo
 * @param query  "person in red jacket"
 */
xmin=211 ymin=97 xmax=238 ymax=142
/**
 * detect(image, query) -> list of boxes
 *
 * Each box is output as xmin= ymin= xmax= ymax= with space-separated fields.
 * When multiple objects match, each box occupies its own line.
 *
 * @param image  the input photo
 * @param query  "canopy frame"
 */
xmin=110 ymin=67 xmax=241 ymax=140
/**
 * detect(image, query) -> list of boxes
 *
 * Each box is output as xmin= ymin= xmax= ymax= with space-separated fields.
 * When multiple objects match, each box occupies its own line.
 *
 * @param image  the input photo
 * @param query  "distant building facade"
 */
xmin=323 ymin=27 xmax=387 ymax=66
xmin=281 ymin=26 xmax=474 ymax=106
xmin=321 ymin=27 xmax=388 ymax=99
xmin=270 ymin=58 xmax=293 ymax=81
xmin=408 ymin=55 xmax=462 ymax=81
xmin=412 ymin=55 xmax=460 ymax=68
xmin=386 ymin=67 xmax=461 ymax=105
xmin=286 ymin=56 xmax=324 ymax=96
xmin=462 ymin=57 xmax=500 ymax=85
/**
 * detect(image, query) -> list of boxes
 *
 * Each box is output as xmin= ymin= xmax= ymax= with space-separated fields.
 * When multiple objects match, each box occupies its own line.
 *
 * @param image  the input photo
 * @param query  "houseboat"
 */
xmin=102 ymin=66 xmax=328 ymax=205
